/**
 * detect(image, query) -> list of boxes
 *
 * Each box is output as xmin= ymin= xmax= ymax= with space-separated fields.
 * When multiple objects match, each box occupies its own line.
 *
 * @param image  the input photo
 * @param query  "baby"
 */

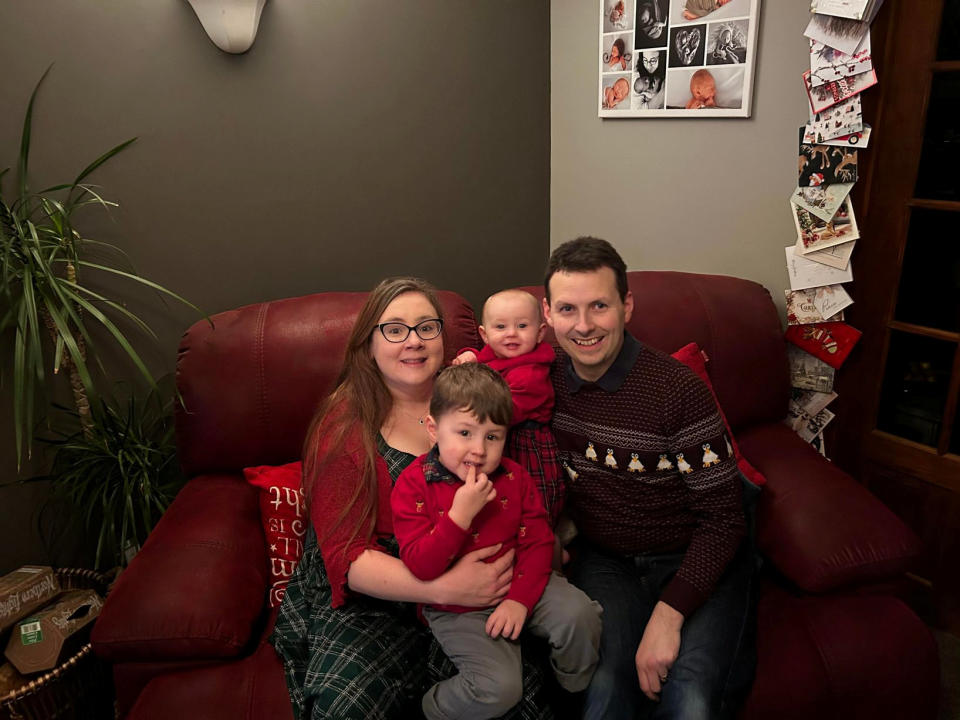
xmin=686 ymin=68 xmax=717 ymax=109
xmin=454 ymin=289 xmax=565 ymax=526
xmin=607 ymin=37 xmax=628 ymax=71
xmin=683 ymin=0 xmax=733 ymax=20
xmin=608 ymin=0 xmax=626 ymax=28
xmin=603 ymin=77 xmax=630 ymax=109
xmin=391 ymin=363 xmax=602 ymax=720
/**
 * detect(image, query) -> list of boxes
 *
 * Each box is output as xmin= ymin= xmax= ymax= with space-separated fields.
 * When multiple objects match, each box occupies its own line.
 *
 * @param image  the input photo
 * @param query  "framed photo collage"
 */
xmin=599 ymin=0 xmax=761 ymax=118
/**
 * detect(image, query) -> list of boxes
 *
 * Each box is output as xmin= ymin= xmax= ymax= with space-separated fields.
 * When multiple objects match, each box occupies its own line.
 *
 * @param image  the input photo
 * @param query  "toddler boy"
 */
xmin=391 ymin=364 xmax=602 ymax=720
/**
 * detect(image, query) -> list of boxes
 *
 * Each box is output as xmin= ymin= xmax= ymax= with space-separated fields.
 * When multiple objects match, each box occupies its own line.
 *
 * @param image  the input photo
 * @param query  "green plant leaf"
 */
xmin=20 ymin=264 xmax=46 ymax=376
xmin=17 ymin=65 xmax=54 ymax=200
xmin=43 ymin=382 xmax=183 ymax=569
xmin=65 ymin=139 xmax=137 ymax=211
xmin=13 ymin=317 xmax=27 ymax=465
xmin=53 ymin=335 xmax=64 ymax=374
xmin=59 ymin=280 xmax=158 ymax=341
xmin=41 ymin=300 xmax=96 ymax=397
xmin=62 ymin=290 xmax=155 ymax=388
xmin=75 ymin=261 xmax=209 ymax=322
xmin=70 ymin=185 xmax=119 ymax=213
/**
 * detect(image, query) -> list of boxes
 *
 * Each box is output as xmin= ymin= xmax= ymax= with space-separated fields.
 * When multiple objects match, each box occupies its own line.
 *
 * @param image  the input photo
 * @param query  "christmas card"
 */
xmin=785 ymin=288 xmax=846 ymax=325
xmin=805 ymin=95 xmax=863 ymax=142
xmin=786 ymin=245 xmax=854 ymax=290
xmin=787 ymin=345 xmax=836 ymax=392
xmin=793 ymin=197 xmax=860 ymax=254
xmin=792 ymin=181 xmax=855 ymax=221
xmin=786 ymin=321 xmax=862 ymax=369
xmin=799 ymin=239 xmax=856 ymax=270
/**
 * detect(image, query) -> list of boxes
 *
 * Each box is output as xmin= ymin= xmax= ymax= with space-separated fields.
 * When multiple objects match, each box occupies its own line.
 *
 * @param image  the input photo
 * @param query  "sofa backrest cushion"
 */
xmin=177 ymin=271 xmax=787 ymax=475
xmin=523 ymin=270 xmax=789 ymax=431
xmin=176 ymin=290 xmax=479 ymax=477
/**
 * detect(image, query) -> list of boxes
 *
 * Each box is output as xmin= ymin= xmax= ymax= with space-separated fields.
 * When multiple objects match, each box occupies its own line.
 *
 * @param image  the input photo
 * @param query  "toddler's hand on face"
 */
xmin=449 ymin=464 xmax=497 ymax=529
xmin=451 ymin=350 xmax=478 ymax=366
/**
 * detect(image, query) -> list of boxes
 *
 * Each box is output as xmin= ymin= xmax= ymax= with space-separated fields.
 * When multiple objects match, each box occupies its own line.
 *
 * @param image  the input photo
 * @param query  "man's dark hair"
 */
xmin=544 ymin=236 xmax=629 ymax=303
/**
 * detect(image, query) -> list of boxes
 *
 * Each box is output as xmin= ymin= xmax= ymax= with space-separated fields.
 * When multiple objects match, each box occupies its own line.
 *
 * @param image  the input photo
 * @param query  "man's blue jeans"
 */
xmin=566 ymin=541 xmax=757 ymax=720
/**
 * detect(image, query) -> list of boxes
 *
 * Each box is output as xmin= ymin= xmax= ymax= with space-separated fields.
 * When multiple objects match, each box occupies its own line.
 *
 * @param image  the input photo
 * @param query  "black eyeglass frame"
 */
xmin=374 ymin=318 xmax=444 ymax=343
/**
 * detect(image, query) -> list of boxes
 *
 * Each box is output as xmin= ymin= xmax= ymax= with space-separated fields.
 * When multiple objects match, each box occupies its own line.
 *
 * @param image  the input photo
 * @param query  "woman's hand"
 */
xmin=434 ymin=544 xmax=514 ymax=607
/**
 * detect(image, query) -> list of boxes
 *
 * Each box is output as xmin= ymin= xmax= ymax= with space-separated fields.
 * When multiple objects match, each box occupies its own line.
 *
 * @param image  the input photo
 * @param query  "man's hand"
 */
xmin=448 ymin=465 xmax=496 ymax=530
xmin=635 ymin=601 xmax=683 ymax=700
xmin=485 ymin=599 xmax=528 ymax=639
xmin=451 ymin=350 xmax=478 ymax=366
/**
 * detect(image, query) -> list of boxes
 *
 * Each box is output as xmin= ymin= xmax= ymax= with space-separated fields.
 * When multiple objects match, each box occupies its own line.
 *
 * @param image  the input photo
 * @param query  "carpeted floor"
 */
xmin=935 ymin=630 xmax=960 ymax=720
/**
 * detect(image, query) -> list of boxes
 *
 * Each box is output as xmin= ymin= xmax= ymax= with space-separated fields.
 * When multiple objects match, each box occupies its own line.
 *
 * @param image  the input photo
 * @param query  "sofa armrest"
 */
xmin=92 ymin=474 xmax=269 ymax=662
xmin=736 ymin=423 xmax=920 ymax=593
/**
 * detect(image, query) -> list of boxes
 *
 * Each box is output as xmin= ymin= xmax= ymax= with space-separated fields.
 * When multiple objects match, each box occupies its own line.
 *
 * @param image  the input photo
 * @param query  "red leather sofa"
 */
xmin=91 ymin=271 xmax=940 ymax=719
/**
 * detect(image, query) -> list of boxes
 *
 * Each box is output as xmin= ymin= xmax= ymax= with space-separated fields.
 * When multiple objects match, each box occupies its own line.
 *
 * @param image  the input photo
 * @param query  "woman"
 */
xmin=271 ymin=277 xmax=552 ymax=719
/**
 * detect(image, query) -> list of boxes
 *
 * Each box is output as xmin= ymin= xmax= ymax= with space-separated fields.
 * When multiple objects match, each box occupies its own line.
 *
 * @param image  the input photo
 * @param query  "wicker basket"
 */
xmin=0 ymin=569 xmax=115 ymax=720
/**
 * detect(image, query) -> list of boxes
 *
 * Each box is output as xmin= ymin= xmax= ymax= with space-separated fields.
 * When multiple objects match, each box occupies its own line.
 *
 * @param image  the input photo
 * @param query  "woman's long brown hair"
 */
xmin=302 ymin=277 xmax=444 ymax=554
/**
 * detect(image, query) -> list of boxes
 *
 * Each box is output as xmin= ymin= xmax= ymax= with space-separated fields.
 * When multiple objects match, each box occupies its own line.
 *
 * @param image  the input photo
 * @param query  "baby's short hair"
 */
xmin=430 ymin=364 xmax=513 ymax=427
xmin=481 ymin=289 xmax=542 ymax=326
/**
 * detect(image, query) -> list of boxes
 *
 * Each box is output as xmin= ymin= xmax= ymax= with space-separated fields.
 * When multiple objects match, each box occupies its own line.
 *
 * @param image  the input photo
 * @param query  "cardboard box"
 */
xmin=0 ymin=566 xmax=60 ymax=634
xmin=4 ymin=590 xmax=103 ymax=675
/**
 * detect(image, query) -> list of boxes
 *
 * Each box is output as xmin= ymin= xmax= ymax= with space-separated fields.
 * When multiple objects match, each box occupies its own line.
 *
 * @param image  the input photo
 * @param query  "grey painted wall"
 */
xmin=551 ymin=0 xmax=811 ymax=308
xmin=0 ymin=0 xmax=550 ymax=573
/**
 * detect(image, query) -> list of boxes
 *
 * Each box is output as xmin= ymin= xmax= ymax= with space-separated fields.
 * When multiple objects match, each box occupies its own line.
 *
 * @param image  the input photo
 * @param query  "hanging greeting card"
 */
xmin=785 ymin=321 xmax=862 ymax=369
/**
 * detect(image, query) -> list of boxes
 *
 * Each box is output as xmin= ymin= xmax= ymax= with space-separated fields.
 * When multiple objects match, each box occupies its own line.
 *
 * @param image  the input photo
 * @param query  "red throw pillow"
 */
xmin=243 ymin=461 xmax=306 ymax=608
xmin=671 ymin=343 xmax=767 ymax=487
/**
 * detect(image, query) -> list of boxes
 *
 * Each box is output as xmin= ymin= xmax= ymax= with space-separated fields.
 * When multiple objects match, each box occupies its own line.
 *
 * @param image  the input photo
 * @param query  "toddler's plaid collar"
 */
xmin=422 ymin=446 xmax=507 ymax=484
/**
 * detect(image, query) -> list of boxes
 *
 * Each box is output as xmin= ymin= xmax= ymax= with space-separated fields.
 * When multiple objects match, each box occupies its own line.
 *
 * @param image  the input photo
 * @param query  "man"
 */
xmin=543 ymin=237 xmax=755 ymax=720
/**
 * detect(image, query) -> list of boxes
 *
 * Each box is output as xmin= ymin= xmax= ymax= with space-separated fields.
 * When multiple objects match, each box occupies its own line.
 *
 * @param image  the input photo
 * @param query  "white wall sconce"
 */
xmin=187 ymin=0 xmax=267 ymax=54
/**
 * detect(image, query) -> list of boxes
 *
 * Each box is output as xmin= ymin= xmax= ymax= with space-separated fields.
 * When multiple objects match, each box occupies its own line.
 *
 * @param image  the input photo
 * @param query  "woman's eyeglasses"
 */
xmin=375 ymin=318 xmax=443 ymax=343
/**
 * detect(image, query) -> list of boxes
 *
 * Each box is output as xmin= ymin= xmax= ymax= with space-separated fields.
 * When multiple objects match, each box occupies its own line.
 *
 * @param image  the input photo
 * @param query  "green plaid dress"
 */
xmin=270 ymin=437 xmax=555 ymax=720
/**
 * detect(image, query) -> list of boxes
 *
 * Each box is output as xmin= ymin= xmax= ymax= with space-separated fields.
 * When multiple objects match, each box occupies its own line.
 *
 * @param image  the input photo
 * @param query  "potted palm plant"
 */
xmin=0 ymin=66 xmax=205 ymax=569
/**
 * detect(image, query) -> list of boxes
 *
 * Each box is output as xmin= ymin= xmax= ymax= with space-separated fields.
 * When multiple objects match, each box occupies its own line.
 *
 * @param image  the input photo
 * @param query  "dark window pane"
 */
xmin=938 ymin=0 xmax=960 ymax=61
xmin=894 ymin=208 xmax=960 ymax=332
xmin=952 ymin=399 xmax=960 ymax=454
xmin=877 ymin=331 xmax=956 ymax=447
xmin=915 ymin=73 xmax=960 ymax=201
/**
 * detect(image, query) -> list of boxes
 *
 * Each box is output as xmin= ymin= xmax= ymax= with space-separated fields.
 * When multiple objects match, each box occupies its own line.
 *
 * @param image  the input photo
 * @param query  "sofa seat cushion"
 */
xmin=122 ymin=588 xmax=938 ymax=720
xmin=742 ymin=583 xmax=939 ymax=720
xmin=112 ymin=659 xmax=224 ymax=719
xmin=92 ymin=474 xmax=269 ymax=662
xmin=126 ymin=639 xmax=293 ymax=720
xmin=737 ymin=423 xmax=920 ymax=592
